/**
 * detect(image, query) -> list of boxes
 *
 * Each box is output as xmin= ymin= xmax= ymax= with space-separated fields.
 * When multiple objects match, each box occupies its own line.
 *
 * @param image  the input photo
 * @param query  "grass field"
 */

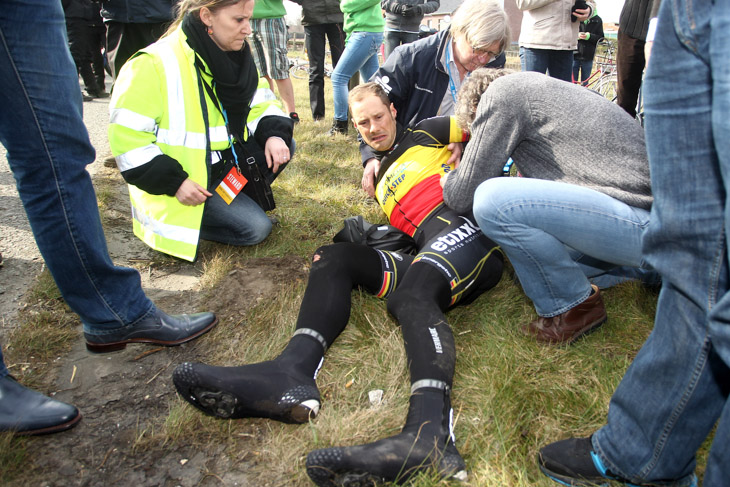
xmin=0 ymin=49 xmax=711 ymax=486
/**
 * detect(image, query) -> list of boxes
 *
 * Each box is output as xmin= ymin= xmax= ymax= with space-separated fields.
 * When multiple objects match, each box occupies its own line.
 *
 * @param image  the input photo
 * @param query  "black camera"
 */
xmin=571 ymin=0 xmax=588 ymax=22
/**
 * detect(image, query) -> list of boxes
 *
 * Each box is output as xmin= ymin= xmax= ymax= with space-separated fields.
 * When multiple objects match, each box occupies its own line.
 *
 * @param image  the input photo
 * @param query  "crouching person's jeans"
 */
xmin=592 ymin=0 xmax=730 ymax=485
xmin=472 ymin=177 xmax=651 ymax=317
xmin=0 ymin=0 xmax=155 ymax=333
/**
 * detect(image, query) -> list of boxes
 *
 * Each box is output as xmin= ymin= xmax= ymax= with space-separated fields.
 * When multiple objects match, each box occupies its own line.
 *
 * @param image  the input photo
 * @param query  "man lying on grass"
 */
xmin=172 ymin=82 xmax=504 ymax=486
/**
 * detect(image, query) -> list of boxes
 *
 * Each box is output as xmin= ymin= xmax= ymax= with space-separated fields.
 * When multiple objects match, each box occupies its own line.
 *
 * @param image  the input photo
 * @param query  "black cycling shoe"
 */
xmin=306 ymin=386 xmax=467 ymax=486
xmin=172 ymin=360 xmax=320 ymax=424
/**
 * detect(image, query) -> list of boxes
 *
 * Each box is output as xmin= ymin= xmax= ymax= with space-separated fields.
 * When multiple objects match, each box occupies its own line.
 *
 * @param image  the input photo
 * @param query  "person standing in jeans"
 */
xmin=381 ymin=0 xmax=440 ymax=60
xmin=572 ymin=10 xmax=603 ymax=85
xmin=290 ymin=0 xmax=345 ymax=122
xmin=325 ymin=0 xmax=384 ymax=136
xmin=538 ymin=0 xmax=730 ymax=485
xmin=0 ymin=0 xmax=217 ymax=435
xmin=517 ymin=0 xmax=594 ymax=82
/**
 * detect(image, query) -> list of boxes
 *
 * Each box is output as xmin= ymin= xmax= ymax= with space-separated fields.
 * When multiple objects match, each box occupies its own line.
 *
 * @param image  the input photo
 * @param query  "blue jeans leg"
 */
xmin=200 ymin=192 xmax=273 ymax=245
xmin=0 ymin=0 xmax=154 ymax=332
xmin=0 ymin=348 xmax=7 ymax=378
xmin=520 ymin=47 xmax=573 ymax=82
xmin=593 ymin=0 xmax=730 ymax=485
xmin=472 ymin=177 xmax=650 ymax=316
xmin=331 ymin=31 xmax=383 ymax=121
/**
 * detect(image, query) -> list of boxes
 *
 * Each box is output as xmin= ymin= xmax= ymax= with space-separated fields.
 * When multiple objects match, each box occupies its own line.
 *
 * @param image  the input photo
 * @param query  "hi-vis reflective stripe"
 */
xmin=110 ymin=107 xmax=157 ymax=133
xmin=158 ymin=42 xmax=186 ymax=140
xmin=248 ymin=104 xmax=286 ymax=133
xmin=117 ymin=144 xmax=164 ymax=171
xmin=131 ymin=204 xmax=199 ymax=245
xmin=251 ymin=87 xmax=278 ymax=106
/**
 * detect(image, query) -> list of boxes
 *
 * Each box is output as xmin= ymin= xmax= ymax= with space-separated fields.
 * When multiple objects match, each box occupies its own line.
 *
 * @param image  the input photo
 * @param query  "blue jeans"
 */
xmin=520 ymin=47 xmax=573 ymax=82
xmin=572 ymin=58 xmax=593 ymax=85
xmin=472 ymin=177 xmax=651 ymax=317
xmin=200 ymin=140 xmax=295 ymax=246
xmin=0 ymin=349 xmax=7 ymax=378
xmin=593 ymin=1 xmax=730 ymax=485
xmin=331 ymin=31 xmax=383 ymax=121
xmin=0 ymin=0 xmax=154 ymax=333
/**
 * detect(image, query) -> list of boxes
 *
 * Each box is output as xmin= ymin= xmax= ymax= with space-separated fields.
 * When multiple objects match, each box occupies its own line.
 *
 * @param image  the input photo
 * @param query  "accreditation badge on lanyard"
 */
xmin=215 ymin=166 xmax=248 ymax=205
xmin=214 ymin=105 xmax=248 ymax=205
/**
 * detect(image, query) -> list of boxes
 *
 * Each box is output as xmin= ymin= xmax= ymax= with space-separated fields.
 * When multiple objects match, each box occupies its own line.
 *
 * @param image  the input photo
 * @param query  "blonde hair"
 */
xmin=455 ymin=68 xmax=514 ymax=131
xmin=451 ymin=0 xmax=511 ymax=54
xmin=348 ymin=82 xmax=391 ymax=110
xmin=164 ymin=0 xmax=248 ymax=37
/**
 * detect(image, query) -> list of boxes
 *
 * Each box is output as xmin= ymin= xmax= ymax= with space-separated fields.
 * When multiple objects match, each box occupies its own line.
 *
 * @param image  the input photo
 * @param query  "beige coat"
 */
xmin=516 ymin=0 xmax=596 ymax=50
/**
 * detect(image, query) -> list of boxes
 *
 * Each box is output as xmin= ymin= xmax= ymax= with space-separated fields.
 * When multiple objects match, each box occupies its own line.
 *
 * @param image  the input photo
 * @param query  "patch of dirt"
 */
xmin=22 ymin=256 xmax=306 ymax=487
xmin=0 ymin=94 xmax=309 ymax=486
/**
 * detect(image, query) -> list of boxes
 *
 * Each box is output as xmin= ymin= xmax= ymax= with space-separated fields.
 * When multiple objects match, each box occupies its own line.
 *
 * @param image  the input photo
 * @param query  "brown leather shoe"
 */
xmin=523 ymin=285 xmax=607 ymax=344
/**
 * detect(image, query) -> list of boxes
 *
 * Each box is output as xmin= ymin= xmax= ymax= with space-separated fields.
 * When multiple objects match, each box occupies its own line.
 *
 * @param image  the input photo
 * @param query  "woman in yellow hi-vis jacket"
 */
xmin=109 ymin=0 xmax=295 ymax=262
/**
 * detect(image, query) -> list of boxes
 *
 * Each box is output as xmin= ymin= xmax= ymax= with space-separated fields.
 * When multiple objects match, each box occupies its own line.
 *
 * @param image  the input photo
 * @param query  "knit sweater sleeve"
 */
xmin=443 ymin=78 xmax=527 ymax=213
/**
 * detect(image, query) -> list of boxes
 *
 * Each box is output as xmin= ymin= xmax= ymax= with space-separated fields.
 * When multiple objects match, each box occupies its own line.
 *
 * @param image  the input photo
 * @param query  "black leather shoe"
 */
xmin=84 ymin=309 xmax=218 ymax=353
xmin=0 ymin=375 xmax=81 ymax=435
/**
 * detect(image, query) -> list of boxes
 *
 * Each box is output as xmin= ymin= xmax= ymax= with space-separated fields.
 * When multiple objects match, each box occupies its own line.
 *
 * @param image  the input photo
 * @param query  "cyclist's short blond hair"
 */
xmin=348 ymin=82 xmax=391 ymax=110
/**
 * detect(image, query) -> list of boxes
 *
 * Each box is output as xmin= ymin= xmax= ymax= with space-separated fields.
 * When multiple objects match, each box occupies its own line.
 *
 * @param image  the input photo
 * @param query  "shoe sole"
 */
xmin=539 ymin=463 xmax=609 ymax=487
xmin=14 ymin=411 xmax=83 ymax=436
xmin=306 ymin=447 xmax=467 ymax=487
xmin=172 ymin=365 xmax=319 ymax=423
xmin=307 ymin=448 xmax=384 ymax=487
xmin=85 ymin=317 xmax=218 ymax=353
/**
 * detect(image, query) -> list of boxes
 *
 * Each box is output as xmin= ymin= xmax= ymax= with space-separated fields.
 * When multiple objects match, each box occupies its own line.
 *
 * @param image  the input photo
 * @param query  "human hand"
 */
xmin=265 ymin=136 xmax=290 ymax=174
xmin=175 ymin=178 xmax=211 ymax=206
xmin=446 ymin=142 xmax=463 ymax=168
xmin=362 ymin=158 xmax=380 ymax=198
xmin=401 ymin=5 xmax=421 ymax=16
xmin=644 ymin=41 xmax=653 ymax=65
xmin=578 ymin=32 xmax=587 ymax=40
xmin=572 ymin=7 xmax=591 ymax=22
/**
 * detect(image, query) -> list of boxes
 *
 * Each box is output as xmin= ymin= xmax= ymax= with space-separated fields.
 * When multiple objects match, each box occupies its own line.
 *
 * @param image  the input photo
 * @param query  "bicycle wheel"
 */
xmin=595 ymin=73 xmax=618 ymax=102
xmin=290 ymin=63 xmax=310 ymax=80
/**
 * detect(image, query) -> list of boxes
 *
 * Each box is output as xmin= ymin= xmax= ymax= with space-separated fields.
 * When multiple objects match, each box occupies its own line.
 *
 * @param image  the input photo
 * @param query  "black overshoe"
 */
xmin=306 ymin=387 xmax=467 ymax=486
xmin=327 ymin=118 xmax=348 ymax=136
xmin=172 ymin=359 xmax=320 ymax=424
xmin=0 ymin=375 xmax=81 ymax=435
xmin=84 ymin=308 xmax=218 ymax=353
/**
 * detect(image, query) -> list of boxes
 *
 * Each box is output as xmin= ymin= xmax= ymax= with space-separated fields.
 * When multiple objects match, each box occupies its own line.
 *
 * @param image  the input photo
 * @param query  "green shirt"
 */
xmin=253 ymin=0 xmax=286 ymax=19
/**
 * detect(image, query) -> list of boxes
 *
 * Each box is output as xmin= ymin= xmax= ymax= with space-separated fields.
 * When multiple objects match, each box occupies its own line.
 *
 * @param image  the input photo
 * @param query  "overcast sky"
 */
xmin=284 ymin=0 xmax=625 ymax=26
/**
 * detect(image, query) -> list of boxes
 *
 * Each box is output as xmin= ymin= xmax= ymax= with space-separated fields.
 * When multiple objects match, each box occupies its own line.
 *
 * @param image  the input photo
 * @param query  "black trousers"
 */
xmin=616 ymin=30 xmax=646 ymax=119
xmin=105 ymin=21 xmax=168 ymax=80
xmin=66 ymin=19 xmax=100 ymax=93
xmin=303 ymin=23 xmax=345 ymax=120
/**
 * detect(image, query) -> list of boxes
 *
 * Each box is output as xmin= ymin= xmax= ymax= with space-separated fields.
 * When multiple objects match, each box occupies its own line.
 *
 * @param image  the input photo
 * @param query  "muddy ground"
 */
xmin=0 ymin=90 xmax=308 ymax=486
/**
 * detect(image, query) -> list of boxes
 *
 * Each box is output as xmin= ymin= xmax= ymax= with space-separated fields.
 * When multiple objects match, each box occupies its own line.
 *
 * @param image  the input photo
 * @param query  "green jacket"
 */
xmin=340 ymin=0 xmax=384 ymax=38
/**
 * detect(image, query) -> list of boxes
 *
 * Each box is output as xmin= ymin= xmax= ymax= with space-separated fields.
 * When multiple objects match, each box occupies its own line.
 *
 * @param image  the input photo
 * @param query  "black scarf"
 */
xmin=181 ymin=12 xmax=258 ymax=142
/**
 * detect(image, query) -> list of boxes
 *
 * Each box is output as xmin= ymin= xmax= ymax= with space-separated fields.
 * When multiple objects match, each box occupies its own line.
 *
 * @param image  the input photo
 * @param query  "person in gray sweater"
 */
xmin=442 ymin=69 xmax=655 ymax=344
